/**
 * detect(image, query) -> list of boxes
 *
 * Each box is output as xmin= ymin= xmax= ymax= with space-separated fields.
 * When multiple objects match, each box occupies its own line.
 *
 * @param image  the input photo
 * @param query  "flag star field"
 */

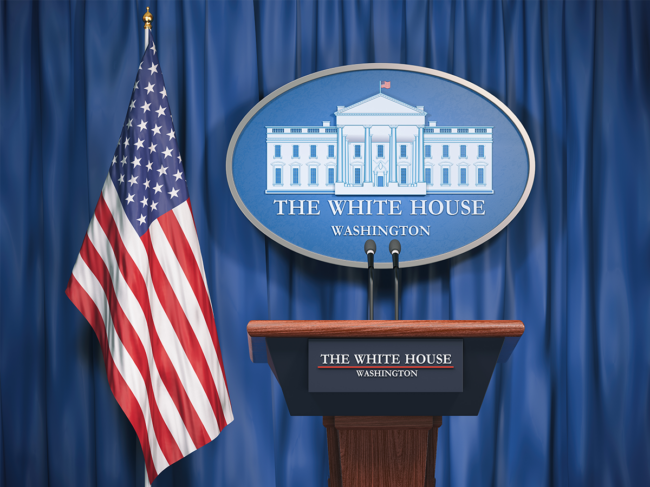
xmin=109 ymin=37 xmax=188 ymax=237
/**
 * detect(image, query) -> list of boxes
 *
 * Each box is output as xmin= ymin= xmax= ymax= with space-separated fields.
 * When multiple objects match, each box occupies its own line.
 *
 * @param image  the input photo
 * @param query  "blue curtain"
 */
xmin=1 ymin=1 xmax=649 ymax=486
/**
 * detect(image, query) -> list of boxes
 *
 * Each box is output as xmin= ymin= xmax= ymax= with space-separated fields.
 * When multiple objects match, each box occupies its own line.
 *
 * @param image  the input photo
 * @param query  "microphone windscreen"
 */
xmin=364 ymin=239 xmax=377 ymax=255
xmin=389 ymin=239 xmax=401 ymax=255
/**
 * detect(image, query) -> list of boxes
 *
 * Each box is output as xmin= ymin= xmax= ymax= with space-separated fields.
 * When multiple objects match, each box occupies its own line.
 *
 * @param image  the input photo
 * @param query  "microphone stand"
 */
xmin=393 ymin=264 xmax=398 ymax=320
xmin=364 ymin=240 xmax=376 ymax=320
xmin=389 ymin=240 xmax=401 ymax=320
xmin=369 ymin=262 xmax=374 ymax=320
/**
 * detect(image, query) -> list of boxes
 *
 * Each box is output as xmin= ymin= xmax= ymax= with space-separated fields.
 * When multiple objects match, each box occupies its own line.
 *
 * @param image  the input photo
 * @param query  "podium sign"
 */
xmin=308 ymin=338 xmax=463 ymax=393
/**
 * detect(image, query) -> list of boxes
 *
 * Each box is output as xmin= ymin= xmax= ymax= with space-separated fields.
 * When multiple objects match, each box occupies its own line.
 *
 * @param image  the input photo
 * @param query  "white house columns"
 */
xmin=343 ymin=135 xmax=348 ymax=185
xmin=339 ymin=135 xmax=350 ymax=186
xmin=417 ymin=126 xmax=425 ymax=183
xmin=364 ymin=126 xmax=372 ymax=183
xmin=412 ymin=137 xmax=418 ymax=185
xmin=337 ymin=126 xmax=343 ymax=183
xmin=389 ymin=126 xmax=397 ymax=183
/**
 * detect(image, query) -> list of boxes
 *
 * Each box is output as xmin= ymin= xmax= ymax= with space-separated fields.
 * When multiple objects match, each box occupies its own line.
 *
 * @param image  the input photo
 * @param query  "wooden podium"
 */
xmin=247 ymin=320 xmax=524 ymax=487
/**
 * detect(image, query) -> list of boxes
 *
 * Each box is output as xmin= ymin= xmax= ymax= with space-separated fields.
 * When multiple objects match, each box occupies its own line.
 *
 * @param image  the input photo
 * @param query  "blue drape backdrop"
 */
xmin=1 ymin=1 xmax=649 ymax=486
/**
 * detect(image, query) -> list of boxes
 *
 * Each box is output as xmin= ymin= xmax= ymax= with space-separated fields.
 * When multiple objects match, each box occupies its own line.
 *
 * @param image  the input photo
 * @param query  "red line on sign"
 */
xmin=317 ymin=366 xmax=454 ymax=369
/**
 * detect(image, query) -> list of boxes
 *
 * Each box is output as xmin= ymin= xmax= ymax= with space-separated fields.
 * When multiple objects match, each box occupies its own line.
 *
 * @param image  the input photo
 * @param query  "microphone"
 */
xmin=364 ymin=240 xmax=376 ymax=320
xmin=389 ymin=240 xmax=401 ymax=320
xmin=364 ymin=239 xmax=376 ymax=268
xmin=389 ymin=239 xmax=401 ymax=268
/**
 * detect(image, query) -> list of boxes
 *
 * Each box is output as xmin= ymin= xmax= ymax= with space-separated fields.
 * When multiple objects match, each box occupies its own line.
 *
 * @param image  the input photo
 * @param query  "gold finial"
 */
xmin=143 ymin=7 xmax=153 ymax=30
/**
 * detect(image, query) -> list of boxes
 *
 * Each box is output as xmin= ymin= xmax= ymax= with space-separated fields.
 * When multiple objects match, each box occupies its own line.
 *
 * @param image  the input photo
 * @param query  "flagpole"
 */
xmin=143 ymin=7 xmax=153 ymax=51
xmin=141 ymin=13 xmax=154 ymax=485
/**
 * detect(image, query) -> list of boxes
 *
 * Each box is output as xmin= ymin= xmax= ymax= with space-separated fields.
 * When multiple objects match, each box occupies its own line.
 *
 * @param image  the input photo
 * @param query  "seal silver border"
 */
xmin=226 ymin=64 xmax=535 ymax=269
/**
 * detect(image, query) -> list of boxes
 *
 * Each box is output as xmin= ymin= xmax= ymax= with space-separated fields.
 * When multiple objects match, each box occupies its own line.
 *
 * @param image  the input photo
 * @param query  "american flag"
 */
xmin=66 ymin=33 xmax=233 ymax=485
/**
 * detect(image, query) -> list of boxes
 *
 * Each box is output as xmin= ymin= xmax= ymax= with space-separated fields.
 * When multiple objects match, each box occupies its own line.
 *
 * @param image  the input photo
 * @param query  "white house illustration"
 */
xmin=265 ymin=92 xmax=493 ymax=196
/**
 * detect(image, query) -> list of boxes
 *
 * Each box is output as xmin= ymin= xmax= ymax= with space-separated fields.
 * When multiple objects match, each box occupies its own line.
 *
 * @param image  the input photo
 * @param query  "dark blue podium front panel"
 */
xmin=266 ymin=336 xmax=504 ymax=416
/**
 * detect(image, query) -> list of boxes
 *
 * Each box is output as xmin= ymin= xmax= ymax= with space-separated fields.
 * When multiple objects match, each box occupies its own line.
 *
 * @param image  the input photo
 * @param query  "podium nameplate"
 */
xmin=308 ymin=338 xmax=463 ymax=393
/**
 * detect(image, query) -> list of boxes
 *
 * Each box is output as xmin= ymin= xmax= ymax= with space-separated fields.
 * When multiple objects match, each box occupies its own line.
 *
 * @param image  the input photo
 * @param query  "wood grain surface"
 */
xmin=325 ymin=416 xmax=443 ymax=487
xmin=425 ymin=417 xmax=443 ymax=487
xmin=247 ymin=320 xmax=524 ymax=338
xmin=339 ymin=429 xmax=429 ymax=487
xmin=335 ymin=416 xmax=434 ymax=430
xmin=323 ymin=417 xmax=342 ymax=487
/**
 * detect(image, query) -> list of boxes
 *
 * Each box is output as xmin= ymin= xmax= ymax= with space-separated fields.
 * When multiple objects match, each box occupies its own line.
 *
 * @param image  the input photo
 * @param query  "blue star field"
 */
xmin=108 ymin=33 xmax=189 ymax=237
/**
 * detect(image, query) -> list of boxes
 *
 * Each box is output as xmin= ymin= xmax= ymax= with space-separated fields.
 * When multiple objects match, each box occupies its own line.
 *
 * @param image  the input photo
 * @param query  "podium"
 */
xmin=248 ymin=320 xmax=524 ymax=487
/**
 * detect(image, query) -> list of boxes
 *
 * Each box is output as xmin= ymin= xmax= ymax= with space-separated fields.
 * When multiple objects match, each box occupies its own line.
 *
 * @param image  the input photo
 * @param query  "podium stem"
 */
xmin=324 ymin=416 xmax=442 ymax=486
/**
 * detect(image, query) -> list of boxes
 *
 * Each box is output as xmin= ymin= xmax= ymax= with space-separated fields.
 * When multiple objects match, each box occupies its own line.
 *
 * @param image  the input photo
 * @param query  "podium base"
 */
xmin=324 ymin=416 xmax=443 ymax=487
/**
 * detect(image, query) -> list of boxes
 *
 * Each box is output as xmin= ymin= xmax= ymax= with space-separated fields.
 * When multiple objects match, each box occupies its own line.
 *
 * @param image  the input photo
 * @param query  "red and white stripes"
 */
xmin=66 ymin=176 xmax=233 ymax=484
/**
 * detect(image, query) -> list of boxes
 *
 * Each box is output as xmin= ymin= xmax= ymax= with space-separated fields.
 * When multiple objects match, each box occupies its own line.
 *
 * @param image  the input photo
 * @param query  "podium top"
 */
xmin=247 ymin=320 xmax=524 ymax=338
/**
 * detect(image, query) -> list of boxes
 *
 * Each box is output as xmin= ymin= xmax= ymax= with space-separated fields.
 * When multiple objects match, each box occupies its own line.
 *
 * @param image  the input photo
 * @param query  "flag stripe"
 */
xmin=160 ymin=208 xmax=214 ymax=326
xmin=86 ymin=209 xmax=193 ymax=456
xmin=102 ymin=176 xmax=150 ymax=277
xmin=72 ymin=251 xmax=165 ymax=469
xmin=67 ymin=274 xmax=158 ymax=482
xmin=142 ymin=229 xmax=228 ymax=431
xmin=68 ymin=259 xmax=169 ymax=474
xmin=78 ymin=233 xmax=182 ymax=466
xmin=94 ymin=193 xmax=212 ymax=450
xmin=172 ymin=205 xmax=232 ymax=423
xmin=172 ymin=204 xmax=211 ymax=304
xmin=90 ymin=201 xmax=204 ymax=455
xmin=102 ymin=178 xmax=221 ymax=440
xmin=157 ymin=210 xmax=231 ymax=410
xmin=147 ymin=345 xmax=197 ymax=457
xmin=147 ymin=276 xmax=222 ymax=439
xmin=148 ymin=221 xmax=229 ymax=429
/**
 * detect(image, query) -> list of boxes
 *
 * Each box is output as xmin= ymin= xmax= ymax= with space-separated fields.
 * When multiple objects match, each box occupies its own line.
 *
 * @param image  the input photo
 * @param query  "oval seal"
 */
xmin=227 ymin=65 xmax=534 ymax=269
